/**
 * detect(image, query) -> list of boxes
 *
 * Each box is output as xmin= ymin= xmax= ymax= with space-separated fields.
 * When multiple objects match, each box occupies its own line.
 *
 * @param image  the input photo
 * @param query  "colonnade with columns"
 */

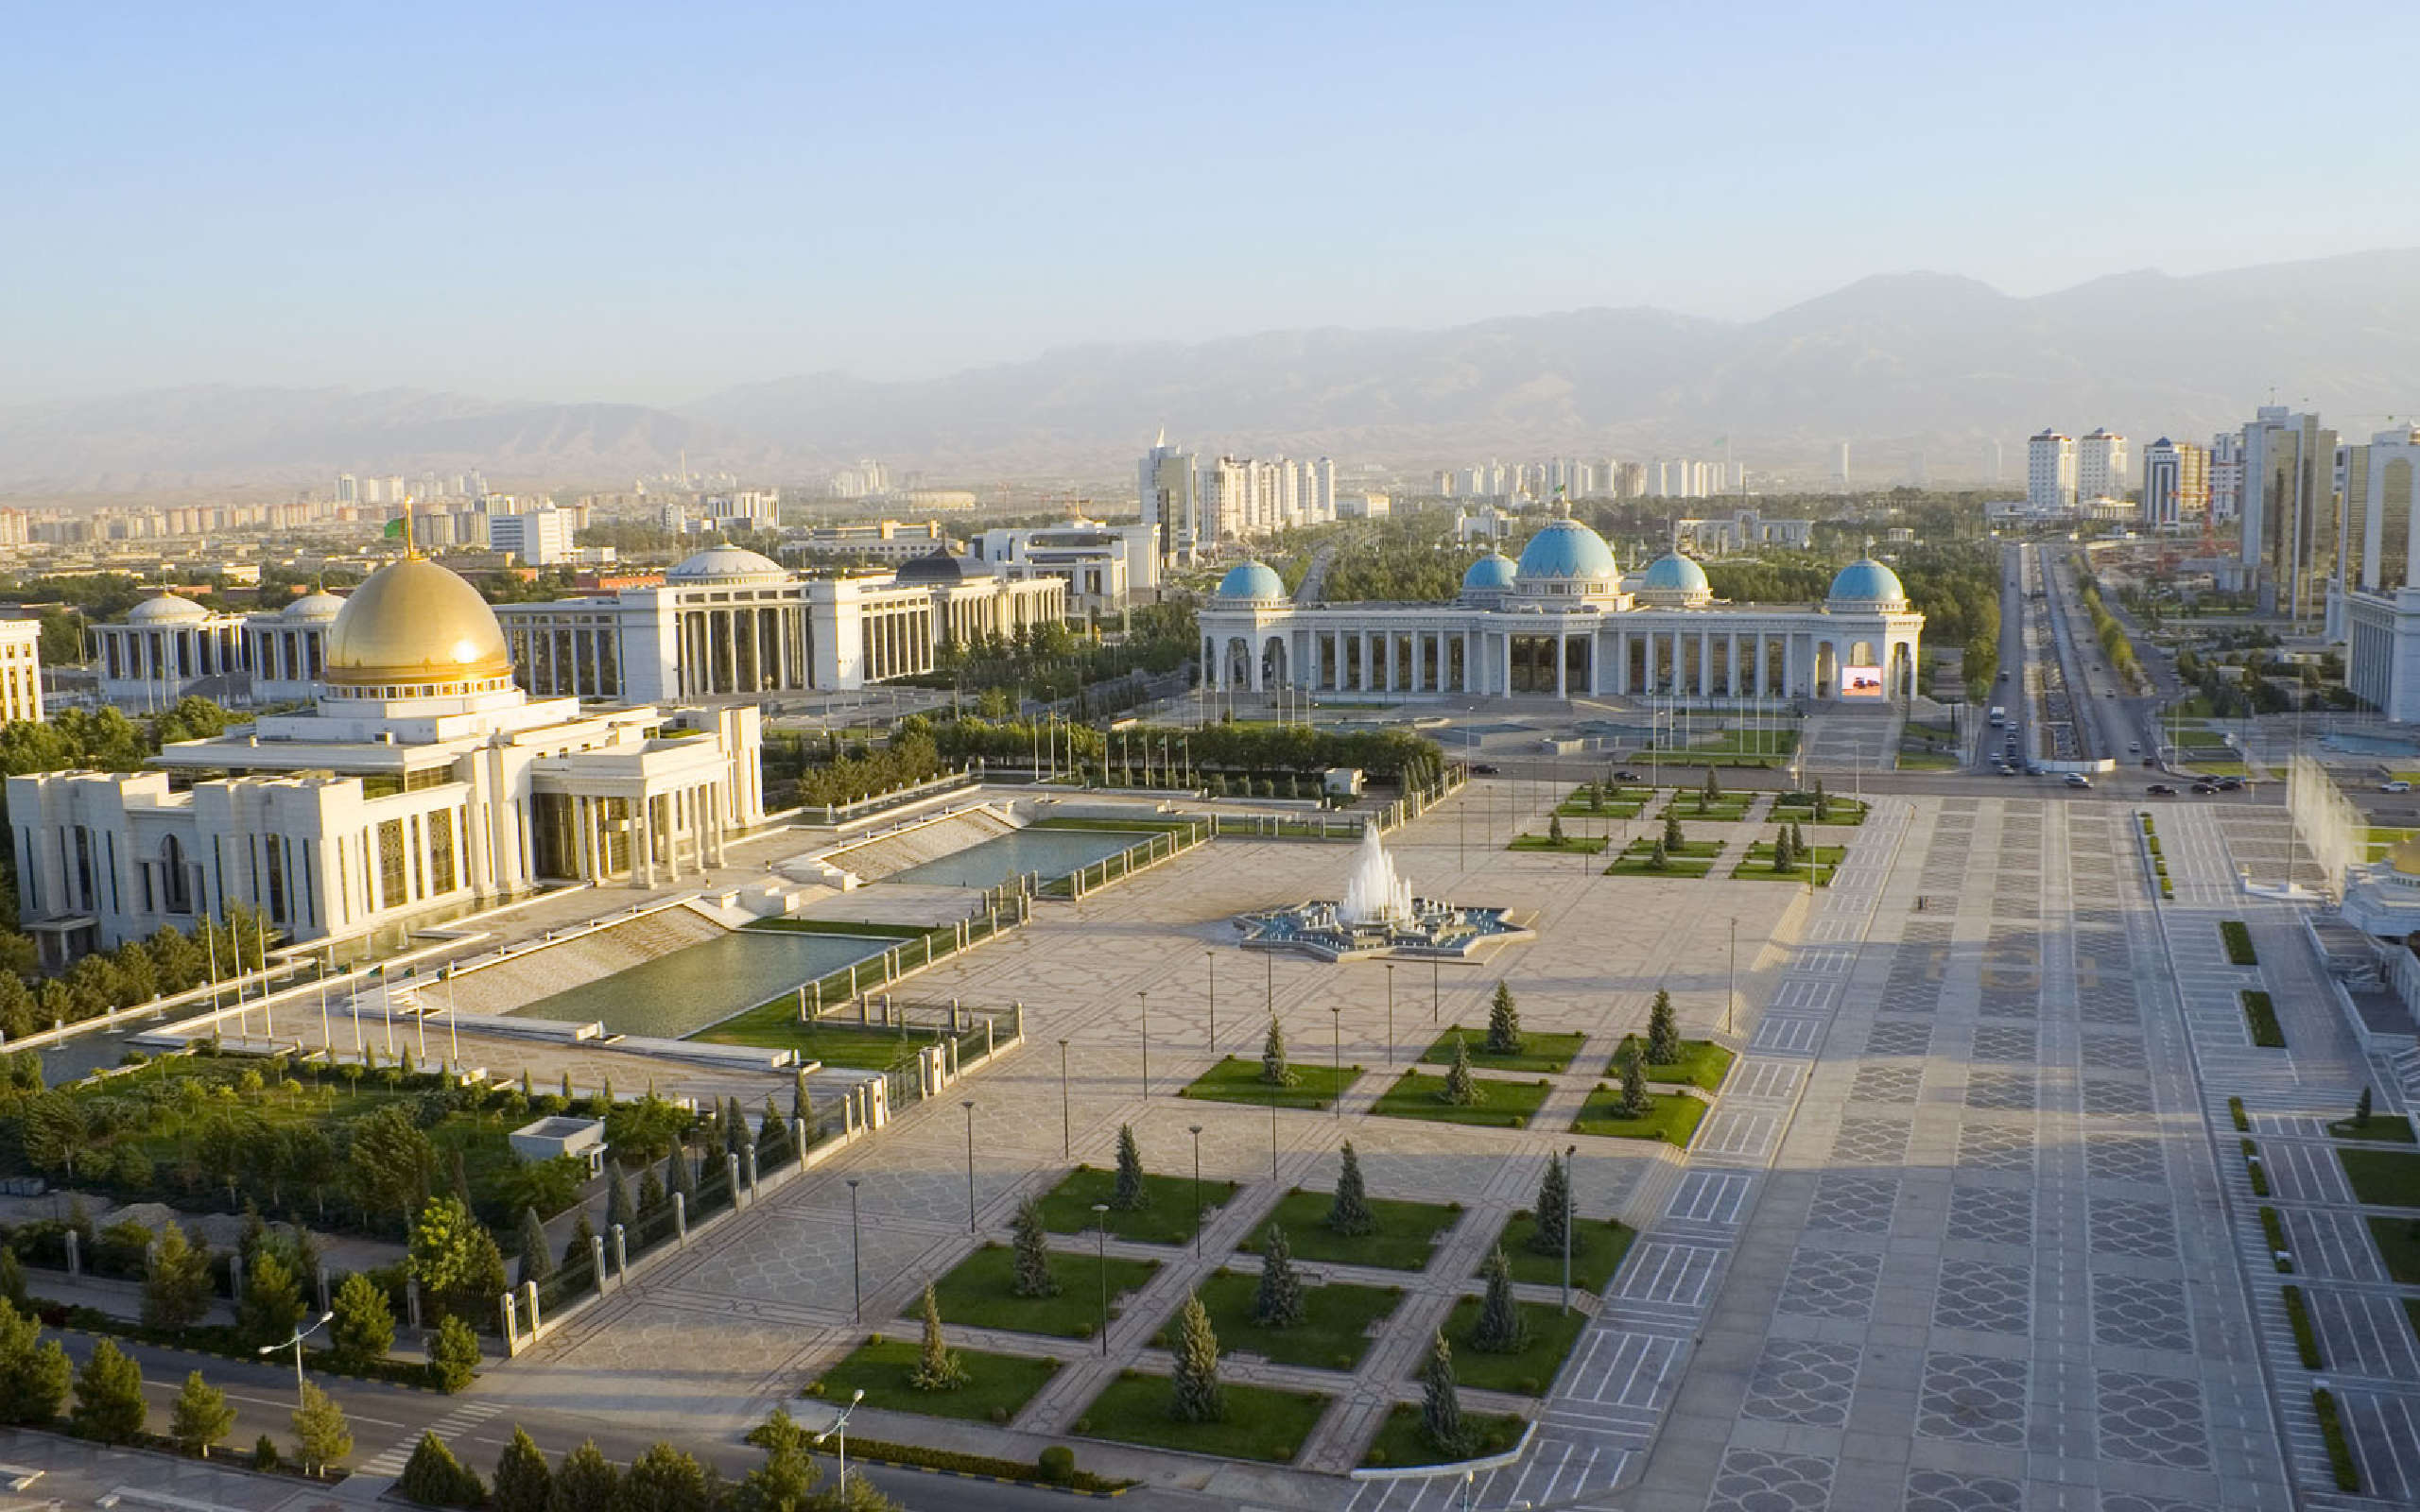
xmin=97 ymin=619 xmax=247 ymax=695
xmin=673 ymin=605 xmax=811 ymax=697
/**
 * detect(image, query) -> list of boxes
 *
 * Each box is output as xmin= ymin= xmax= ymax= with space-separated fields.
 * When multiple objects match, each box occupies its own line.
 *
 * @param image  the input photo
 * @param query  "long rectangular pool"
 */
xmin=879 ymin=827 xmax=1157 ymax=890
xmin=505 ymin=930 xmax=898 ymax=1040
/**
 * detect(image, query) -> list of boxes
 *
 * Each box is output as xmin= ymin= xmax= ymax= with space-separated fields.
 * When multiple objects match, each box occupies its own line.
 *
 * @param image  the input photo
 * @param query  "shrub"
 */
xmin=2281 ymin=1285 xmax=2322 ymax=1369
xmin=2240 ymin=990 xmax=2284 ymax=1048
xmin=1036 ymin=1445 xmax=1077 ymax=1485
xmin=2229 ymin=1096 xmax=2250 ymax=1131
xmin=2314 ymin=1387 xmax=2360 ymax=1491
xmin=2221 ymin=920 xmax=2257 ymax=965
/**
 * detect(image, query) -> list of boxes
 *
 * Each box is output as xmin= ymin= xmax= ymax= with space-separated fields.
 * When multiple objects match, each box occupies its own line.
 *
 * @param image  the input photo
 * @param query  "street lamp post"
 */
xmin=256 ymin=1310 xmax=336 ymax=1406
xmin=1329 ymin=1005 xmax=1342 ymax=1119
xmin=1188 ymin=1125 xmax=1204 ymax=1258
xmin=814 ymin=1389 xmax=865 ymax=1502
xmin=1137 ymin=990 xmax=1150 ymax=1098
xmin=1561 ymin=1143 xmax=1577 ymax=1314
xmin=1432 ymin=958 xmax=1440 ymax=1022
xmin=1383 ymin=963 xmax=1395 ymax=1066
xmin=1204 ymin=949 xmax=1217 ymax=1053
xmin=1058 ymin=1039 xmax=1072 ymax=1158
xmin=846 ymin=1178 xmax=863 ymax=1321
xmin=960 ymin=1100 xmax=978 ymax=1233
xmin=1727 ymin=916 xmax=1737 ymax=1037
xmin=1092 ymin=1204 xmax=1112 ymax=1356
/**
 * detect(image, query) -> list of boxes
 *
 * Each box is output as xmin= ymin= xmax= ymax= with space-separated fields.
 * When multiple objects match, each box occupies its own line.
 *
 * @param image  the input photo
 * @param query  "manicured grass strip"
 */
xmin=1621 ymin=837 xmax=1723 ymax=858
xmin=1419 ymin=1029 xmax=1587 ymax=1075
xmin=1615 ymin=1036 xmax=1735 ymax=1092
xmin=795 ymin=1434 xmax=1129 ymax=1494
xmin=1036 ymin=1166 xmax=1239 ymax=1246
xmin=694 ymin=1018 xmax=940 ymax=1070
xmin=1150 ymin=1268 xmax=1402 ymax=1372
xmin=2338 ymin=1148 xmax=2420 ymax=1208
xmin=925 ymin=1243 xmax=1161 ymax=1339
xmin=1073 ymin=1374 xmax=1329 ymax=1464
xmin=1179 ymin=1057 xmax=1362 ymax=1113
xmin=1368 ymin=1071 xmax=1551 ymax=1130
xmin=2314 ymin=1387 xmax=2361 ymax=1493
xmin=1508 ymin=833 xmax=1610 ymax=854
xmin=2366 ymin=1214 xmax=2420 ymax=1284
xmin=2244 ymin=1139 xmax=2270 ymax=1197
xmin=1570 ymin=1086 xmax=1707 ymax=1145
xmin=2260 ymin=1207 xmax=2292 ymax=1273
xmin=2221 ymin=920 xmax=2258 ymax=965
xmin=809 ymin=1336 xmax=1059 ymax=1421
xmin=748 ymin=918 xmax=931 ymax=938
xmin=1362 ymin=1401 xmax=1527 ymax=1469
xmin=2240 ymin=989 xmax=2285 ymax=1048
xmin=2331 ymin=1115 xmax=2418 ymax=1144
xmin=1429 ymin=1296 xmax=1588 ymax=1396
xmin=1668 ymin=799 xmax=1756 ymax=822
xmin=1492 ymin=1212 xmax=1635 ymax=1293
xmin=1240 ymin=1189 xmax=1463 ymax=1272
xmin=1604 ymin=855 xmax=1716 ymax=878
xmin=2230 ymin=1095 xmax=2251 ymax=1132
xmin=2280 ymin=1284 xmax=2323 ymax=1369
xmin=1031 ymin=816 xmax=1194 ymax=833
xmin=1771 ymin=795 xmax=1867 ymax=825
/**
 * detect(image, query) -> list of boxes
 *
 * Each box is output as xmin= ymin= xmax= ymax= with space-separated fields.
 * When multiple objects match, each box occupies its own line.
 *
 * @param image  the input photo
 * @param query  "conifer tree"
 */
xmin=1440 ymin=1035 xmax=1486 ymax=1106
xmin=169 ymin=1370 xmax=233 ymax=1459
xmin=515 ymin=1208 xmax=553 ymax=1289
xmin=142 ymin=1220 xmax=213 ymax=1332
xmin=1011 ymin=1196 xmax=1058 ymax=1297
xmin=1469 ymin=1246 xmax=1529 ymax=1353
xmin=2355 ymin=1086 xmax=2374 ymax=1128
xmin=1617 ymin=1040 xmax=1651 ymax=1117
xmin=1420 ymin=1331 xmax=1466 ymax=1456
xmin=1703 ymin=765 xmax=1720 ymax=800
xmin=398 ymin=1430 xmax=484 ymax=1505
xmin=1259 ymin=1015 xmax=1297 ymax=1087
xmin=491 ymin=1426 xmax=553 ymax=1512
xmin=552 ymin=1440 xmax=621 ymax=1508
xmin=606 ymin=1163 xmax=635 ymax=1234
xmin=1110 ymin=1124 xmax=1148 ymax=1211
xmin=1251 ymin=1225 xmax=1305 ymax=1329
xmin=1649 ymin=838 xmax=1670 ymax=870
xmin=1547 ymin=814 xmax=1565 ymax=846
xmin=1168 ymin=1291 xmax=1225 ymax=1424
xmin=1530 ymin=1150 xmax=1571 ymax=1257
xmin=0 ymin=1300 xmax=69 ymax=1426
xmin=1327 ymin=1141 xmax=1376 ymax=1236
xmin=908 ymin=1284 xmax=970 ymax=1391
xmin=1485 ymin=981 xmax=1522 ymax=1056
xmin=562 ymin=1213 xmax=597 ymax=1288
xmin=292 ymin=1380 xmax=351 ymax=1474
xmin=1648 ymin=987 xmax=1680 ymax=1065
xmin=329 ymin=1271 xmax=395 ymax=1370
xmin=69 ymin=1338 xmax=146 ymax=1445
xmin=1663 ymin=808 xmax=1685 ymax=850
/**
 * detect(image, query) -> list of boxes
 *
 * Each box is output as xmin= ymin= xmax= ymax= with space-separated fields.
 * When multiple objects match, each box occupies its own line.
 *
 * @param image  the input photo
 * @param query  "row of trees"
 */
xmin=0 ymin=902 xmax=274 ymax=1040
xmin=1892 ymin=543 xmax=2000 ymax=694
xmin=400 ymin=1410 xmax=903 ymax=1511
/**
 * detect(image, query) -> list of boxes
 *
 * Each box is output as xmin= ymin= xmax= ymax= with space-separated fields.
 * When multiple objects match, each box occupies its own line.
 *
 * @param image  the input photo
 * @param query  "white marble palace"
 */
xmin=9 ymin=554 xmax=764 ymax=967
xmin=1196 ymin=519 xmax=1923 ymax=701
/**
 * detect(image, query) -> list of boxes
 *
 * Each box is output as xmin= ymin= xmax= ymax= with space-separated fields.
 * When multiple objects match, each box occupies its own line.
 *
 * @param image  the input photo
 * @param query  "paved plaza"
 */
xmin=458 ymin=779 xmax=2419 ymax=1512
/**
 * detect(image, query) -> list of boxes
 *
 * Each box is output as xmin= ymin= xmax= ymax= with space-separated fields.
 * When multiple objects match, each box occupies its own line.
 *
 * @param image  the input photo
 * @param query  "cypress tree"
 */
xmin=1703 ymin=765 xmax=1720 ymax=800
xmin=1617 ymin=1040 xmax=1651 ymax=1118
xmin=1167 ymin=1291 xmax=1225 ymax=1424
xmin=1420 ymin=1331 xmax=1466 ymax=1456
xmin=552 ymin=1440 xmax=620 ymax=1508
xmin=1663 ymin=809 xmax=1685 ymax=851
xmin=1530 ymin=1150 xmax=1571 ymax=1257
xmin=1485 ymin=981 xmax=1522 ymax=1056
xmin=1010 ymin=1197 xmax=1058 ymax=1297
xmin=69 ymin=1338 xmax=147 ymax=1445
xmin=1440 ymin=1035 xmax=1485 ymax=1106
xmin=1326 ymin=1141 xmax=1375 ymax=1236
xmin=669 ymin=1143 xmax=697 ymax=1202
xmin=1547 ymin=814 xmax=1565 ymax=846
xmin=2355 ymin=1086 xmax=2374 ymax=1128
xmin=1259 ymin=1016 xmax=1296 ymax=1087
xmin=1649 ymin=838 xmax=1670 ymax=870
xmin=1469 ymin=1247 xmax=1529 ymax=1354
xmin=1110 ymin=1125 xmax=1148 ymax=1211
xmin=491 ymin=1426 xmax=552 ymax=1512
xmin=1647 ymin=987 xmax=1680 ymax=1065
xmin=562 ymin=1213 xmax=597 ymax=1288
xmin=1251 ymin=1225 xmax=1305 ymax=1329
xmin=398 ymin=1430 xmax=483 ymax=1506
xmin=515 ymin=1208 xmax=553 ymax=1289
xmin=605 ymin=1163 xmax=635 ymax=1234
xmin=792 ymin=1068 xmax=812 ymax=1126
xmin=908 ymin=1284 xmax=970 ymax=1391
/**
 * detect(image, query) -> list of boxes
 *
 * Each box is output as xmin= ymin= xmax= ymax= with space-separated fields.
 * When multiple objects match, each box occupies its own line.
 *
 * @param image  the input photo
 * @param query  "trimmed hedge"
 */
xmin=2314 ymin=1387 xmax=2360 ymax=1492
xmin=812 ymin=1434 xmax=1129 ymax=1494
xmin=2244 ymin=1140 xmax=2271 ymax=1197
xmin=2221 ymin=920 xmax=2258 ymax=965
xmin=2259 ymin=1207 xmax=2292 ymax=1272
xmin=2240 ymin=990 xmax=2285 ymax=1049
xmin=2230 ymin=1096 xmax=2251 ymax=1131
xmin=2281 ymin=1284 xmax=2322 ymax=1369
xmin=49 ymin=1301 xmax=444 ymax=1391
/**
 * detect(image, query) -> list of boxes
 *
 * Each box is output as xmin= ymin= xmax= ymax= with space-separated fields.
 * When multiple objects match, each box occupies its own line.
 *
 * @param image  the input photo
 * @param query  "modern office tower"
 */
xmin=1137 ymin=434 xmax=1202 ymax=567
xmin=2027 ymin=429 xmax=2077 ymax=509
xmin=337 ymin=473 xmax=359 ymax=504
xmin=0 ymin=619 xmax=43 ymax=725
xmin=2142 ymin=438 xmax=2208 ymax=530
xmin=1834 ymin=441 xmax=1852 ymax=487
xmin=488 ymin=507 xmax=575 ymax=566
xmin=2239 ymin=406 xmax=2339 ymax=619
xmin=2077 ymin=427 xmax=2129 ymax=502
xmin=2341 ymin=425 xmax=2420 ymax=593
xmin=2208 ymin=432 xmax=2245 ymax=521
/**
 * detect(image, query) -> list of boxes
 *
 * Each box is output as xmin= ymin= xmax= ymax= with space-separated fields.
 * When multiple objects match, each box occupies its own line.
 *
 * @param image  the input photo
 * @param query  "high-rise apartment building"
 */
xmin=2027 ymin=429 xmax=2076 ymax=509
xmin=2077 ymin=428 xmax=2129 ymax=502
xmin=2341 ymin=425 xmax=2420 ymax=593
xmin=489 ymin=507 xmax=575 ymax=566
xmin=2141 ymin=438 xmax=2208 ymax=530
xmin=2239 ymin=405 xmax=2338 ymax=620
xmin=2208 ymin=432 xmax=2245 ymax=522
xmin=1138 ymin=436 xmax=1201 ymax=567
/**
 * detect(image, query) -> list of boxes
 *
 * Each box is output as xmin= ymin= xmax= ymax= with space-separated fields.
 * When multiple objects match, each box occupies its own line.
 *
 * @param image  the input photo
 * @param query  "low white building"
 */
xmin=967 ymin=522 xmax=1159 ymax=615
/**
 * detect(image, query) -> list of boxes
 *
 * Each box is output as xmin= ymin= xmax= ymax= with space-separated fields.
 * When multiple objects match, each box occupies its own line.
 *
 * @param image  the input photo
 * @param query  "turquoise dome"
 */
xmin=1216 ymin=560 xmax=1287 ymax=601
xmin=1514 ymin=520 xmax=1618 ymax=581
xmin=1641 ymin=552 xmax=1710 ymax=593
xmin=1461 ymin=552 xmax=1517 ymax=593
xmin=1828 ymin=558 xmax=1907 ymax=604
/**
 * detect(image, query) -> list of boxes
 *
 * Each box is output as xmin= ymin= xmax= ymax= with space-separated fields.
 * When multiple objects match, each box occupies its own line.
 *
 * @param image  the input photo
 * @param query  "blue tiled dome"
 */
xmin=1216 ymin=560 xmax=1287 ymax=601
xmin=1461 ymin=552 xmax=1517 ymax=593
xmin=1514 ymin=520 xmax=1618 ymax=581
xmin=1641 ymin=552 xmax=1710 ymax=594
xmin=1828 ymin=558 xmax=1907 ymax=605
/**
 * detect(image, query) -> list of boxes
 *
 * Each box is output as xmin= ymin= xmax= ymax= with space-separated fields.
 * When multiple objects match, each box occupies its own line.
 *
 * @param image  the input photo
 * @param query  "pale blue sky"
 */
xmin=5 ymin=1 xmax=2417 ymax=404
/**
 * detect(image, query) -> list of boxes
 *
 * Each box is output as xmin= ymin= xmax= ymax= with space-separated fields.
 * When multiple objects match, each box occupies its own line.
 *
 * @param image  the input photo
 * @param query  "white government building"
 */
xmin=1196 ymin=518 xmax=1923 ymax=701
xmin=9 ymin=554 xmax=764 ymax=968
xmin=0 ymin=619 xmax=43 ymax=725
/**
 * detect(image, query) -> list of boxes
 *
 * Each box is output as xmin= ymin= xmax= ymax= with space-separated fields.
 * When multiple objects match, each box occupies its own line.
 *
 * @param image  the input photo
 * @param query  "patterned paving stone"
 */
xmin=1917 ymin=1351 xmax=2030 ymax=1446
xmin=1948 ymin=1182 xmax=2034 ymax=1247
xmin=1741 ymin=1337 xmax=1862 ymax=1426
xmin=1850 ymin=1063 xmax=1924 ymax=1103
xmin=1965 ymin=1071 xmax=2038 ymax=1111
xmin=1906 ymin=1469 xmax=2025 ymax=1512
xmin=2080 ymin=990 xmax=2141 ymax=1026
xmin=1776 ymin=1246 xmax=1882 ymax=1320
xmin=2085 ymin=1133 xmax=2166 ymax=1185
xmin=1706 ymin=1449 xmax=1836 ymax=1512
xmin=1957 ymin=1119 xmax=2037 ymax=1174
xmin=2088 ymin=1198 xmax=2178 ymax=1260
xmin=1979 ymin=988 xmax=2041 ymax=1019
xmin=1865 ymin=1021 xmax=1934 ymax=1056
xmin=1806 ymin=1173 xmax=1899 ymax=1235
xmin=2080 ymin=1031 xmax=2146 ymax=1071
xmin=2096 ymin=1371 xmax=2209 ymax=1469
xmin=1970 ymin=1024 xmax=2036 ymax=1061
xmin=1933 ymin=1259 xmax=2032 ymax=1335
xmin=2090 ymin=1272 xmax=2193 ymax=1353
xmin=2099 ymin=1497 xmax=2204 ymax=1512
xmin=2083 ymin=1077 xmax=2156 ymax=1118
xmin=1831 ymin=1115 xmax=1912 ymax=1164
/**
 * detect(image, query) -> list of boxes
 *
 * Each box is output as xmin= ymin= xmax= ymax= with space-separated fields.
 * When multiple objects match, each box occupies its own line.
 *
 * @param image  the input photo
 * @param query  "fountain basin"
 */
xmin=1236 ymin=898 xmax=1533 ymax=962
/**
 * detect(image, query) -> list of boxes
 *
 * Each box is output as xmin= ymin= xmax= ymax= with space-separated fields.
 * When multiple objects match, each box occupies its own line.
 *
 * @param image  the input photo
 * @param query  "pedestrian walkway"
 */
xmin=354 ymin=1399 xmax=503 ymax=1478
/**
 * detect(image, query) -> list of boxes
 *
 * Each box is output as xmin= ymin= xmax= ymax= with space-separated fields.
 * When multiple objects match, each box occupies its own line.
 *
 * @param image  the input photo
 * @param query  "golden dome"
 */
xmin=321 ymin=557 xmax=511 ymax=689
xmin=2390 ymin=835 xmax=2420 ymax=877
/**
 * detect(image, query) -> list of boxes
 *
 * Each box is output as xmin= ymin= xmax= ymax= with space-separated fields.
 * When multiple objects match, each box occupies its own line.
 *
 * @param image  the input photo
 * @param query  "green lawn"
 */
xmin=1362 ymin=1401 xmax=1528 ymax=1469
xmin=1149 ymin=1268 xmax=1402 ymax=1372
xmin=1620 ymin=837 xmax=1723 ymax=858
xmin=1895 ymin=750 xmax=1961 ymax=770
xmin=2406 ymin=1297 xmax=2420 ymax=1349
xmin=1771 ymin=797 xmax=1869 ymax=826
xmin=1239 ymin=1190 xmax=1463 ymax=1272
xmin=1665 ymin=796 xmax=1757 ymax=822
xmin=1419 ymin=1028 xmax=1587 ymax=1075
xmin=1614 ymin=1036 xmax=1734 ymax=1092
xmin=1555 ymin=787 xmax=1656 ymax=818
xmin=1074 ymin=1374 xmax=1329 ymax=1464
xmin=1605 ymin=855 xmax=1716 ymax=878
xmin=2368 ymin=1215 xmax=2420 ymax=1285
xmin=808 ymin=1336 xmax=1059 ymax=1421
xmin=2332 ymin=1116 xmax=2418 ymax=1144
xmin=1507 ymin=833 xmax=1610 ymax=855
xmin=1036 ymin=1166 xmax=1239 ymax=1247
xmin=1179 ymin=1057 xmax=1363 ymax=1114
xmin=693 ymin=1017 xmax=942 ymax=1070
xmin=2339 ymin=1149 xmax=2420 ymax=1208
xmin=925 ymin=1243 xmax=1161 ymax=1339
xmin=1369 ymin=1071 xmax=1551 ymax=1130
xmin=1492 ymin=1212 xmax=1636 ymax=1292
xmin=748 ymin=919 xmax=930 ymax=938
xmin=2241 ymin=990 xmax=2286 ymax=1049
xmin=1430 ymin=1296 xmax=1589 ymax=1395
xmin=1570 ymin=1087 xmax=1707 ymax=1145
xmin=1730 ymin=843 xmax=1842 ymax=885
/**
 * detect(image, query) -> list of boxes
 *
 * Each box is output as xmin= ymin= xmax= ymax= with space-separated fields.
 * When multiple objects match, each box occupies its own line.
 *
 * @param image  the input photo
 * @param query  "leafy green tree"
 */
xmin=1439 ymin=1036 xmax=1485 ymax=1106
xmin=0 ymin=1251 xmax=25 ymax=1311
xmin=1530 ymin=1151 xmax=1571 ymax=1258
xmin=169 ymin=1370 xmax=234 ymax=1458
xmin=733 ymin=1408 xmax=821 ymax=1512
xmin=1485 ymin=981 xmax=1521 ymax=1055
xmin=908 ymin=1284 xmax=969 ymax=1391
xmin=1647 ymin=987 xmax=1680 ymax=1064
xmin=1326 ymin=1141 xmax=1375 ymax=1236
xmin=142 ymin=1220 xmax=215 ymax=1332
xmin=69 ymin=1337 xmax=147 ymax=1444
xmin=19 ymin=1093 xmax=84 ymax=1177
xmin=1419 ymin=1331 xmax=1466 ymax=1456
xmin=410 ymin=1195 xmax=508 ymax=1322
xmin=238 ymin=1249 xmax=304 ymax=1349
xmin=430 ymin=1314 xmax=481 ymax=1393
xmin=1168 ymin=1290 xmax=1225 ymax=1424
xmin=618 ymin=1441 xmax=717 ymax=1512
xmin=1110 ymin=1125 xmax=1148 ymax=1211
xmin=346 ymin=1103 xmax=436 ymax=1230
xmin=551 ymin=1439 xmax=622 ymax=1511
xmin=330 ymin=1271 xmax=396 ymax=1370
xmin=1010 ymin=1197 xmax=1057 ymax=1297
xmin=1259 ymin=1015 xmax=1296 ymax=1087
xmin=398 ymin=1430 xmax=485 ymax=1506
xmin=291 ymin=1380 xmax=352 ymax=1474
xmin=1470 ymin=1247 xmax=1529 ymax=1353
xmin=493 ymin=1426 xmax=555 ymax=1512
xmin=0 ymin=1301 xmax=69 ymax=1424
xmin=1251 ymin=1225 xmax=1305 ymax=1329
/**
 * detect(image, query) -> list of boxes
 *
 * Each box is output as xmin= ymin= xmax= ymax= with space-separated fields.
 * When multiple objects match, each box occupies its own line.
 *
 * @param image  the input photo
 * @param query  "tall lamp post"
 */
xmin=960 ymin=1101 xmax=978 ymax=1233
xmin=1726 ymin=917 xmax=1737 ymax=1037
xmin=845 ymin=1178 xmax=863 ymax=1321
xmin=1187 ymin=1125 xmax=1204 ymax=1258
xmin=1432 ymin=958 xmax=1441 ymax=1022
xmin=1092 ymin=1203 xmax=1112 ymax=1356
xmin=1329 ymin=1005 xmax=1342 ymax=1119
xmin=1057 ymin=1039 xmax=1072 ymax=1158
xmin=1383 ymin=963 xmax=1395 ymax=1066
xmin=1561 ymin=1143 xmax=1577 ymax=1314
xmin=1204 ymin=949 xmax=1217 ymax=1052
xmin=814 ymin=1388 xmax=865 ymax=1502
xmin=257 ymin=1310 xmax=336 ymax=1406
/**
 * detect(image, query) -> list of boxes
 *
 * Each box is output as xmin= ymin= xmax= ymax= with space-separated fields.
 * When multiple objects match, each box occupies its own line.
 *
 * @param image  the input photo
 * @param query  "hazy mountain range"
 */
xmin=9 ymin=249 xmax=2420 ymax=498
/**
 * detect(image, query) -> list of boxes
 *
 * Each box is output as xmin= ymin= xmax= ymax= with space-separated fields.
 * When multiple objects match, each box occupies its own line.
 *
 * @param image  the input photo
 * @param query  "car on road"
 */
xmin=1996 ymin=669 xmax=2010 ymax=680
xmin=2218 ymin=777 xmax=2245 ymax=791
xmin=1612 ymin=769 xmax=1641 ymax=782
xmin=1469 ymin=763 xmax=1500 ymax=775
xmin=2128 ymin=742 xmax=2140 ymax=752
xmin=2064 ymin=774 xmax=2092 ymax=788
xmin=2192 ymin=783 xmax=2218 ymax=795
xmin=2147 ymin=784 xmax=2176 ymax=795
xmin=2382 ymin=781 xmax=2412 ymax=793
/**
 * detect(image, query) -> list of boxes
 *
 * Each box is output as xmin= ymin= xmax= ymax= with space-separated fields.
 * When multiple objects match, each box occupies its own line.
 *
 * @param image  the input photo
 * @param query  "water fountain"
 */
xmin=1239 ymin=825 xmax=1531 ymax=962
